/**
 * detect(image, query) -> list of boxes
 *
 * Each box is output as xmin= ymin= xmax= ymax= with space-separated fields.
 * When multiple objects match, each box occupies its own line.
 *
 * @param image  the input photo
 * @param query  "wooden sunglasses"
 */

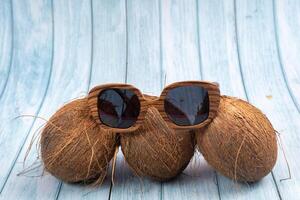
xmin=87 ymin=81 xmax=220 ymax=133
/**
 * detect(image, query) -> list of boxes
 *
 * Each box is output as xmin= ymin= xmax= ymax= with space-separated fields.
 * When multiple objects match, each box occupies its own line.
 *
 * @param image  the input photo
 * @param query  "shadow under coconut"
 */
xmin=58 ymin=158 xmax=160 ymax=198
xmin=105 ymin=150 xmax=217 ymax=191
xmin=109 ymin=153 xmax=161 ymax=197
xmin=109 ymin=153 xmax=217 ymax=197
xmin=57 ymin=147 xmax=275 ymax=199
xmin=182 ymin=151 xmax=217 ymax=179
xmin=216 ymin=174 xmax=275 ymax=198
xmin=56 ymin=164 xmax=113 ymax=198
xmin=112 ymin=151 xmax=215 ymax=184
xmin=162 ymin=150 xmax=275 ymax=199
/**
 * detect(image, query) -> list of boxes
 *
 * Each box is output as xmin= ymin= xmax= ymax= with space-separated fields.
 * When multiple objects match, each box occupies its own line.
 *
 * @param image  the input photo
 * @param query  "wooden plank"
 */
xmin=161 ymin=0 xmax=202 ymax=84
xmin=125 ymin=0 xmax=162 ymax=96
xmin=0 ymin=0 xmax=13 ymax=98
xmin=88 ymin=0 xmax=127 ymax=88
xmin=235 ymin=0 xmax=300 ymax=199
xmin=0 ymin=0 xmax=93 ymax=199
xmin=160 ymin=0 xmax=220 ymax=199
xmin=0 ymin=0 xmax=298 ymax=199
xmin=197 ymin=0 xmax=247 ymax=98
xmin=0 ymin=0 xmax=53 ymax=195
xmin=57 ymin=0 xmax=127 ymax=199
xmin=197 ymin=0 xmax=280 ymax=199
xmin=273 ymin=0 xmax=300 ymax=111
xmin=109 ymin=0 xmax=162 ymax=199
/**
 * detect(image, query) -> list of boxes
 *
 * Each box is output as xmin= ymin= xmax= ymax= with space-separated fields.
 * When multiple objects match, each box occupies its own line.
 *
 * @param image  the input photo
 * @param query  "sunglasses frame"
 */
xmin=87 ymin=81 xmax=220 ymax=133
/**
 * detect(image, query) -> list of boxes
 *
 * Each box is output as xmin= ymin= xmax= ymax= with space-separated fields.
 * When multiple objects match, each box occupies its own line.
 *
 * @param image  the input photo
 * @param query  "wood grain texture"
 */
xmin=0 ymin=0 xmax=53 ymax=194
xmin=0 ymin=0 xmax=13 ymax=99
xmin=198 ymin=0 xmax=247 ymax=98
xmin=235 ymin=0 xmax=300 ymax=199
xmin=110 ymin=0 xmax=162 ymax=199
xmin=88 ymin=0 xmax=127 ymax=88
xmin=87 ymin=81 xmax=219 ymax=133
xmin=0 ymin=0 xmax=93 ymax=199
xmin=58 ymin=0 xmax=127 ymax=199
xmin=198 ymin=0 xmax=280 ymax=199
xmin=0 ymin=0 xmax=300 ymax=199
xmin=273 ymin=0 xmax=300 ymax=112
xmin=160 ymin=0 xmax=220 ymax=199
xmin=87 ymin=83 xmax=147 ymax=133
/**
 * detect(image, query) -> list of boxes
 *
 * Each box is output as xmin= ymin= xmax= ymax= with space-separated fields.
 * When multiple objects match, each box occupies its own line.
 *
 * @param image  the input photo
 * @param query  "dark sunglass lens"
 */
xmin=164 ymin=85 xmax=209 ymax=126
xmin=98 ymin=88 xmax=140 ymax=128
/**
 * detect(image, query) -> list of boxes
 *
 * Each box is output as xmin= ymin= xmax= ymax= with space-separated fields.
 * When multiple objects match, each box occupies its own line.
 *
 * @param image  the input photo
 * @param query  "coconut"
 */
xmin=120 ymin=95 xmax=195 ymax=181
xmin=196 ymin=96 xmax=277 ymax=182
xmin=40 ymin=98 xmax=117 ymax=184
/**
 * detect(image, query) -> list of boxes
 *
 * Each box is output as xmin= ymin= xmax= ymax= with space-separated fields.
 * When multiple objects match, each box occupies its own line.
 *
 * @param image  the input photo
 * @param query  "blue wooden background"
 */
xmin=0 ymin=0 xmax=300 ymax=199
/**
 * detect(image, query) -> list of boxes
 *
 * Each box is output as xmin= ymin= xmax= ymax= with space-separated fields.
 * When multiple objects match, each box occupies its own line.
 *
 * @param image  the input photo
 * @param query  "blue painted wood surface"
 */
xmin=0 ymin=0 xmax=53 ymax=195
xmin=0 ymin=0 xmax=299 ymax=199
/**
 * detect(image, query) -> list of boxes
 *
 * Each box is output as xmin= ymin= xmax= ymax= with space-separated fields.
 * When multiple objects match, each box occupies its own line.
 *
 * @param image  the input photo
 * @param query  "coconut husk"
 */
xmin=40 ymin=98 xmax=117 ymax=184
xmin=120 ymin=95 xmax=195 ymax=181
xmin=196 ymin=95 xmax=277 ymax=182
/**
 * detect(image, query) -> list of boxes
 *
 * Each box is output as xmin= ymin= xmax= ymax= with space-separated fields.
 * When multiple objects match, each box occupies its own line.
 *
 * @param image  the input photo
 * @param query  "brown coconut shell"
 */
xmin=120 ymin=95 xmax=195 ymax=181
xmin=196 ymin=96 xmax=277 ymax=182
xmin=41 ymin=98 xmax=117 ymax=184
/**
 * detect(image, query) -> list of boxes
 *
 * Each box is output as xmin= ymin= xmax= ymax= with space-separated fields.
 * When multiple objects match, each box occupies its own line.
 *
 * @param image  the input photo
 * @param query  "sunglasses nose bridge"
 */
xmin=148 ymin=99 xmax=158 ymax=106
xmin=143 ymin=97 xmax=160 ymax=111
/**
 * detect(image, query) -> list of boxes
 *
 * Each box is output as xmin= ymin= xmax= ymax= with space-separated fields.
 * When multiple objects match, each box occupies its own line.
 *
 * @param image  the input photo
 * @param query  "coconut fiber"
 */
xmin=120 ymin=95 xmax=195 ymax=181
xmin=40 ymin=98 xmax=117 ymax=184
xmin=196 ymin=96 xmax=277 ymax=182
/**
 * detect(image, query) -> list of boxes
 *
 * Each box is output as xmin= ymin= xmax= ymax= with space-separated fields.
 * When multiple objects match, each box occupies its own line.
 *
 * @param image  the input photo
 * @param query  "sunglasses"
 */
xmin=87 ymin=81 xmax=220 ymax=132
